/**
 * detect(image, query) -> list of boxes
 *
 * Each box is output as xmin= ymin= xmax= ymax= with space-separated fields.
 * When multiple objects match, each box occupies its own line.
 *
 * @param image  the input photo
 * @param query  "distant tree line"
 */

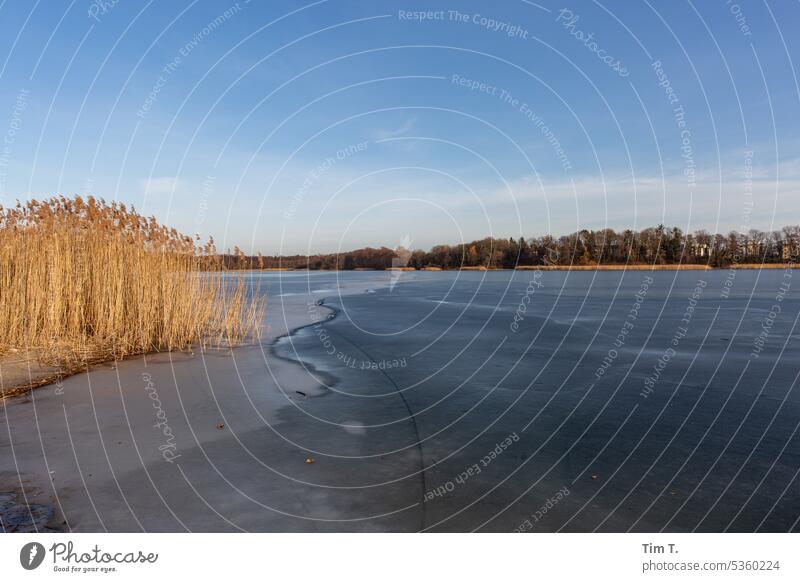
xmin=214 ymin=225 xmax=800 ymax=270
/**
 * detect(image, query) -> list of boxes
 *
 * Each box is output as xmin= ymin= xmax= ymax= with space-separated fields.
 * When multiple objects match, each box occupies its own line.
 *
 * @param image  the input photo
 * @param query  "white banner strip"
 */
xmin=2 ymin=533 xmax=797 ymax=581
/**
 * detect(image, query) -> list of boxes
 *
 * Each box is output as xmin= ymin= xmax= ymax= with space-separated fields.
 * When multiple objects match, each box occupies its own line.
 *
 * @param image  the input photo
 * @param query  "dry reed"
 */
xmin=0 ymin=196 xmax=264 ymax=383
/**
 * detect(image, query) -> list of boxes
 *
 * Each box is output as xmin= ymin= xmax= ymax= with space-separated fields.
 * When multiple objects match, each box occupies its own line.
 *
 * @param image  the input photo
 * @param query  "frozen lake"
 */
xmin=275 ymin=268 xmax=800 ymax=531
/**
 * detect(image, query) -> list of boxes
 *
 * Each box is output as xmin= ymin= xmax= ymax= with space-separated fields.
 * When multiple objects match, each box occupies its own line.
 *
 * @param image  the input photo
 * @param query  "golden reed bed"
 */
xmin=0 ymin=197 xmax=264 ymax=398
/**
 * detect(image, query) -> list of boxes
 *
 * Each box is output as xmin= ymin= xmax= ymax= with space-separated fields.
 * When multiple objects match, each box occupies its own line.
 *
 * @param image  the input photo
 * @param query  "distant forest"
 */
xmin=216 ymin=225 xmax=800 ymax=270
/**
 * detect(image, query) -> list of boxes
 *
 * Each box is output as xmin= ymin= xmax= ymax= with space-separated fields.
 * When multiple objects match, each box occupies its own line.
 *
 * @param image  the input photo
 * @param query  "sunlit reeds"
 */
xmin=0 ymin=196 xmax=263 ymax=377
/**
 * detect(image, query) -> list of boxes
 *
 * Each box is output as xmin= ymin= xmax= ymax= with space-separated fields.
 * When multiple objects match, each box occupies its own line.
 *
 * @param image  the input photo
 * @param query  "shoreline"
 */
xmin=0 ymin=342 xmax=249 ymax=401
xmin=0 ymin=352 xmax=67 ymax=399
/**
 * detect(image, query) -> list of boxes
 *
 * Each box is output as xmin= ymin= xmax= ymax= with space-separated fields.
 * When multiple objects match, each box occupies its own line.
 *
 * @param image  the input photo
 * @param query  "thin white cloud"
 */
xmin=140 ymin=176 xmax=182 ymax=196
xmin=374 ymin=116 xmax=417 ymax=141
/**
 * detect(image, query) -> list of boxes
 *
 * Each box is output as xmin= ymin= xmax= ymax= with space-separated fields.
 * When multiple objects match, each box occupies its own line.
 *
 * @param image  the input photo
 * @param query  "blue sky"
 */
xmin=0 ymin=0 xmax=798 ymax=254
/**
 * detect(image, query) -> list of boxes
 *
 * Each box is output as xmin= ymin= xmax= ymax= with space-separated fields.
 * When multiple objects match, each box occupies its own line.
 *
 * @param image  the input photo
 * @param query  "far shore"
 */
xmin=239 ymin=263 xmax=796 ymax=272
